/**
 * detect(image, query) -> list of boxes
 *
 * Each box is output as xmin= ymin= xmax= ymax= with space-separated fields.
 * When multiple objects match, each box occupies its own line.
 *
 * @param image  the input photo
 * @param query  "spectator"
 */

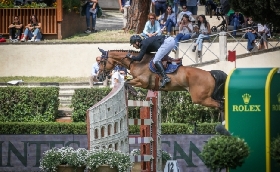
xmin=229 ymin=12 xmax=244 ymax=36
xmin=20 ymin=14 xmax=42 ymax=42
xmin=89 ymin=56 xmax=101 ymax=87
xmin=192 ymin=15 xmax=211 ymax=53
xmin=172 ymin=14 xmax=193 ymax=53
xmin=179 ymin=0 xmax=186 ymax=7
xmin=176 ymin=5 xmax=193 ymax=26
xmin=160 ymin=6 xmax=176 ymax=35
xmin=187 ymin=0 xmax=198 ymax=15
xmin=257 ymin=22 xmax=270 ymax=50
xmin=141 ymin=13 xmax=162 ymax=38
xmin=169 ymin=0 xmax=179 ymax=15
xmin=152 ymin=0 xmax=167 ymax=18
xmin=84 ymin=0 xmax=98 ymax=34
xmin=244 ymin=17 xmax=258 ymax=52
xmin=118 ymin=0 xmax=131 ymax=29
xmin=8 ymin=16 xmax=23 ymax=42
xmin=110 ymin=65 xmax=127 ymax=88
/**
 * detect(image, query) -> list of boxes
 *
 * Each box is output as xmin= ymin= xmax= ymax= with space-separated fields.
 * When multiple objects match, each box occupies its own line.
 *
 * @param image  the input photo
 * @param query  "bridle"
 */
xmin=98 ymin=48 xmax=134 ymax=76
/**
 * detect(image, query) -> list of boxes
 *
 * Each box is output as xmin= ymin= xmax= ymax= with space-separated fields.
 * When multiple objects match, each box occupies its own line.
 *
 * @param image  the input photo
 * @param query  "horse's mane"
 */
xmin=109 ymin=49 xmax=140 ymax=53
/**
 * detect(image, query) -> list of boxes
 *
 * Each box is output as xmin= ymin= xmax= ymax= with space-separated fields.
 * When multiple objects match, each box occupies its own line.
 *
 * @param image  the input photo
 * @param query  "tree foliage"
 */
xmin=229 ymin=0 xmax=280 ymax=28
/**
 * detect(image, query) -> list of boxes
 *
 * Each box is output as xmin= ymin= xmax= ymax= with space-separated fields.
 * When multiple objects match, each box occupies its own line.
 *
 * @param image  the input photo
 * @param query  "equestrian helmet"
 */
xmin=130 ymin=35 xmax=142 ymax=45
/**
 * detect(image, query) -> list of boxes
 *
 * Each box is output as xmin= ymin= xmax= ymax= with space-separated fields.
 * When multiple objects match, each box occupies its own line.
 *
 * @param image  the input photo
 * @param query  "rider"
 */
xmin=128 ymin=34 xmax=175 ymax=88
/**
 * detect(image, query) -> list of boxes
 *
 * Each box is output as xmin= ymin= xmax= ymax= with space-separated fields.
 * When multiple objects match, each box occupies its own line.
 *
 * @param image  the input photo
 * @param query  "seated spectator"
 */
xmin=229 ymin=12 xmax=244 ymax=36
xmin=172 ymin=14 xmax=193 ymax=53
xmin=89 ymin=56 xmax=101 ymax=87
xmin=8 ymin=16 xmax=23 ymax=42
xmin=21 ymin=14 xmax=42 ymax=42
xmin=244 ymin=17 xmax=258 ymax=52
xmin=257 ymin=22 xmax=271 ymax=50
xmin=192 ymin=15 xmax=211 ymax=53
xmin=141 ymin=13 xmax=162 ymax=38
xmin=110 ymin=65 xmax=127 ymax=88
xmin=176 ymin=5 xmax=194 ymax=26
xmin=160 ymin=5 xmax=176 ymax=35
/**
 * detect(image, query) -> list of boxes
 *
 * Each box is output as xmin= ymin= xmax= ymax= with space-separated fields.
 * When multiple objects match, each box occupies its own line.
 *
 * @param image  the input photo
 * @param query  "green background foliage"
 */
xmin=71 ymin=88 xmax=220 ymax=123
xmin=0 ymin=122 xmax=219 ymax=135
xmin=0 ymin=87 xmax=59 ymax=122
xmin=271 ymin=135 xmax=280 ymax=164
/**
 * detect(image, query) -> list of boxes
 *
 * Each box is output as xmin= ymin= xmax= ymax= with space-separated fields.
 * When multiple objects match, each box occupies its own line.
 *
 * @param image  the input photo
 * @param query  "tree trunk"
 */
xmin=126 ymin=0 xmax=151 ymax=34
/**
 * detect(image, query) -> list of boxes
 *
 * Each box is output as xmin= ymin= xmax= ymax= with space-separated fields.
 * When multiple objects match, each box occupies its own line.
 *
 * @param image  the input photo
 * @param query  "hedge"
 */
xmin=0 ymin=122 xmax=219 ymax=135
xmin=0 ymin=87 xmax=59 ymax=122
xmin=71 ymin=88 xmax=220 ymax=123
xmin=71 ymin=87 xmax=112 ymax=122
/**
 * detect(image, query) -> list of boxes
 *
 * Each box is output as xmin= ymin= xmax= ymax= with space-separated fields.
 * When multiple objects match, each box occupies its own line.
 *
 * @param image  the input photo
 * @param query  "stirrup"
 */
xmin=160 ymin=77 xmax=171 ymax=89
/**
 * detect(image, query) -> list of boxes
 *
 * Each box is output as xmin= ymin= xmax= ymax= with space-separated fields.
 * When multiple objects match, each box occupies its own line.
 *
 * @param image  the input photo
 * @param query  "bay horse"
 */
xmin=98 ymin=48 xmax=227 ymax=110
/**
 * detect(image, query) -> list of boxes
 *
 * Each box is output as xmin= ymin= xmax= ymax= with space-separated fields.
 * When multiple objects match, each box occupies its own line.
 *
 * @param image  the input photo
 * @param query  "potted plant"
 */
xmin=39 ymin=147 xmax=88 ymax=172
xmin=271 ymin=135 xmax=280 ymax=164
xmin=87 ymin=148 xmax=132 ymax=172
xmin=161 ymin=150 xmax=172 ymax=170
xmin=200 ymin=135 xmax=250 ymax=172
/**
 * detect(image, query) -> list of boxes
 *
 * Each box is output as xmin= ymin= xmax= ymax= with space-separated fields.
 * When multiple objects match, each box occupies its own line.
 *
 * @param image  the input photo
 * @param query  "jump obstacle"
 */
xmin=225 ymin=68 xmax=280 ymax=172
xmin=86 ymin=82 xmax=164 ymax=172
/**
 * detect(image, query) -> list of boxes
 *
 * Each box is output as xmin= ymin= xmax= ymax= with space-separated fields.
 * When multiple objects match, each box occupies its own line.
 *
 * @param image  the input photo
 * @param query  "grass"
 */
xmin=44 ymin=30 xmax=133 ymax=43
xmin=0 ymin=76 xmax=89 ymax=83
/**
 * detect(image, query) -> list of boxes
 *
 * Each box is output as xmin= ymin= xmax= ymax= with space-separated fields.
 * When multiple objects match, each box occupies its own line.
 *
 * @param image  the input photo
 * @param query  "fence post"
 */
xmin=219 ymin=32 xmax=227 ymax=61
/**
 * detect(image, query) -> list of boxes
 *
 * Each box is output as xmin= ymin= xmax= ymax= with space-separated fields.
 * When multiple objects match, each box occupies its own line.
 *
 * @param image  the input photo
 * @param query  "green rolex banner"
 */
xmin=225 ymin=68 xmax=280 ymax=172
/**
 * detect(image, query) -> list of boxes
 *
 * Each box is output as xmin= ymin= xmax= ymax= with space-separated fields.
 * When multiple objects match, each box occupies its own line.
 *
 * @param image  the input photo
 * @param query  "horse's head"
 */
xmin=98 ymin=47 xmax=116 ymax=76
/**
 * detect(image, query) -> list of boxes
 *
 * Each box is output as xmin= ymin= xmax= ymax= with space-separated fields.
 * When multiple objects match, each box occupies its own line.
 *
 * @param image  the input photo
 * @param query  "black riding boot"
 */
xmin=154 ymin=61 xmax=171 ymax=88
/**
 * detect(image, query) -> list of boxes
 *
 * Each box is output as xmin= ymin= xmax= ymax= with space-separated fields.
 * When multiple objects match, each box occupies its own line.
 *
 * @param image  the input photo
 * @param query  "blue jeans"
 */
xmin=187 ymin=6 xmax=198 ymax=15
xmin=195 ymin=34 xmax=209 ymax=51
xmin=230 ymin=17 xmax=239 ymax=36
xmin=155 ymin=2 xmax=167 ymax=16
xmin=172 ymin=0 xmax=179 ymax=14
xmin=86 ymin=4 xmax=97 ymax=29
xmin=245 ymin=32 xmax=257 ymax=51
xmin=23 ymin=28 xmax=42 ymax=40
xmin=174 ymin=33 xmax=190 ymax=50
xmin=164 ymin=19 xmax=176 ymax=32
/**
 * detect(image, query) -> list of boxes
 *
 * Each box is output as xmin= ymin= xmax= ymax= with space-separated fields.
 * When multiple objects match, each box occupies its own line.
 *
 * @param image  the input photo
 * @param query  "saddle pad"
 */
xmin=149 ymin=58 xmax=182 ymax=74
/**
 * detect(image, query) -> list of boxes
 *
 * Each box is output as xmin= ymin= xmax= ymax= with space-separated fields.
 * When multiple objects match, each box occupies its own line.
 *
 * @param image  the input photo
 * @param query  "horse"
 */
xmin=97 ymin=48 xmax=227 ymax=110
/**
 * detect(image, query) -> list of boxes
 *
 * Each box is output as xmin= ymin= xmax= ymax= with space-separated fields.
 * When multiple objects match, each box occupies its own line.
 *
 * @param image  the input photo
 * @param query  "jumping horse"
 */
xmin=97 ymin=48 xmax=227 ymax=111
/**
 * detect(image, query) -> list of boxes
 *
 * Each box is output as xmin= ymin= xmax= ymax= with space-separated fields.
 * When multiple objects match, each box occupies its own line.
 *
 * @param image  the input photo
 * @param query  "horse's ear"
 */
xmin=98 ymin=47 xmax=106 ymax=55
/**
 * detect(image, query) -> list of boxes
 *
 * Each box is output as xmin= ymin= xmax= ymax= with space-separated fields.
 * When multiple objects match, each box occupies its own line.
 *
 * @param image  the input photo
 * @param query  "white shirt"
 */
xmin=199 ymin=23 xmax=208 ymax=34
xmin=180 ymin=23 xmax=193 ymax=34
xmin=177 ymin=11 xmax=193 ymax=23
xmin=110 ymin=71 xmax=125 ymax=87
xmin=91 ymin=62 xmax=99 ymax=76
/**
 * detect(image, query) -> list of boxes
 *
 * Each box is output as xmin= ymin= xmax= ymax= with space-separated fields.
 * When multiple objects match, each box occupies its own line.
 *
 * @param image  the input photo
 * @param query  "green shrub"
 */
xmin=71 ymin=87 xmax=112 ymax=122
xmin=201 ymin=135 xmax=250 ymax=172
xmin=0 ymin=122 xmax=218 ymax=135
xmin=0 ymin=122 xmax=86 ymax=134
xmin=271 ymin=135 xmax=280 ymax=164
xmin=0 ymin=87 xmax=59 ymax=122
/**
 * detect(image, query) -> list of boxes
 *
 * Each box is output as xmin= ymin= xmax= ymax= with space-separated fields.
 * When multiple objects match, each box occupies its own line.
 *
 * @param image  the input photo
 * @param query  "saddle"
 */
xmin=152 ymin=55 xmax=182 ymax=70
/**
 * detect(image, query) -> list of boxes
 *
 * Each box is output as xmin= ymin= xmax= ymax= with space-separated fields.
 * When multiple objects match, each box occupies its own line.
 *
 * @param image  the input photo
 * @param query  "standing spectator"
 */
xmin=118 ymin=0 xmax=132 ymax=29
xmin=8 ymin=16 xmax=23 ymax=42
xmin=176 ymin=5 xmax=193 ymax=26
xmin=187 ymin=0 xmax=198 ymax=15
xmin=169 ymin=0 xmax=179 ymax=15
xmin=160 ymin=6 xmax=176 ymax=35
xmin=84 ymin=0 xmax=98 ymax=34
xmin=89 ymin=56 xmax=101 ymax=87
xmin=229 ymin=12 xmax=244 ymax=36
xmin=152 ymin=0 xmax=167 ymax=18
xmin=192 ymin=15 xmax=211 ymax=53
xmin=141 ymin=13 xmax=162 ymax=38
xmin=179 ymin=0 xmax=186 ymax=7
xmin=172 ymin=14 xmax=193 ymax=53
xmin=21 ymin=14 xmax=42 ymax=42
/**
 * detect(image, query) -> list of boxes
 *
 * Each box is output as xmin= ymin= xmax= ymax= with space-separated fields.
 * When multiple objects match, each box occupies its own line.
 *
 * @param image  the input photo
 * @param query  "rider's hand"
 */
xmin=126 ymin=53 xmax=131 ymax=58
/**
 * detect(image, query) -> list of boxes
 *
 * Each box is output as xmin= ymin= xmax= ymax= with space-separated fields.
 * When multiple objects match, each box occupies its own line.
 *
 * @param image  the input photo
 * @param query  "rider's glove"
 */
xmin=126 ymin=53 xmax=131 ymax=58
